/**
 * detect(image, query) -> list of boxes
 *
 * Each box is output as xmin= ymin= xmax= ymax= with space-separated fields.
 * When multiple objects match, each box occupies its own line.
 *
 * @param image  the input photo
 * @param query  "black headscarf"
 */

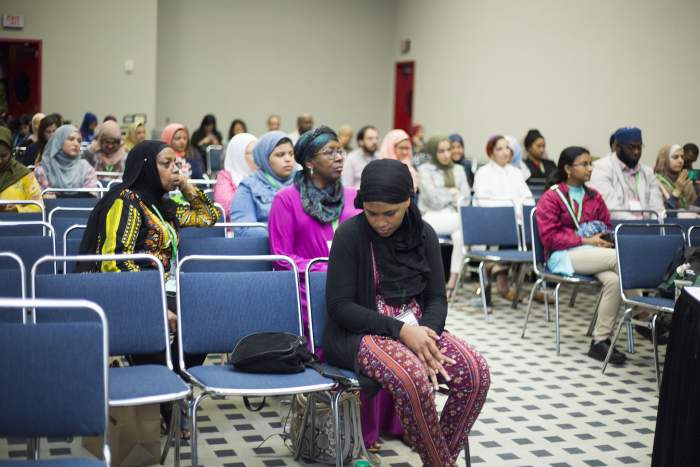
xmin=355 ymin=159 xmax=430 ymax=306
xmin=77 ymin=141 xmax=177 ymax=271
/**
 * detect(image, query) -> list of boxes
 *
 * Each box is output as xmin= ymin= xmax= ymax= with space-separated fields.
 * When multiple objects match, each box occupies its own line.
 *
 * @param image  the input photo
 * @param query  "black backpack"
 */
xmin=230 ymin=332 xmax=314 ymax=374
xmin=657 ymin=246 xmax=700 ymax=298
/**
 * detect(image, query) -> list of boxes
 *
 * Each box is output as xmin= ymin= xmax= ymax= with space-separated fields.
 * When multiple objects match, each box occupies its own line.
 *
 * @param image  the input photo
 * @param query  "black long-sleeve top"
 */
xmin=323 ymin=214 xmax=447 ymax=392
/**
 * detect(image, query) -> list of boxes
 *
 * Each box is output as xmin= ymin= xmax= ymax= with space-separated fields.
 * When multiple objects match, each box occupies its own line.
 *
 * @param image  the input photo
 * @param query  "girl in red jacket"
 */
xmin=535 ymin=146 xmax=625 ymax=364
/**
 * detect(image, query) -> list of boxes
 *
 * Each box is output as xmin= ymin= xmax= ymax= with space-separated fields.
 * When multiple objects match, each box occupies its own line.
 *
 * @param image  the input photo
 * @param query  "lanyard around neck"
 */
xmin=151 ymin=205 xmax=178 ymax=263
xmin=623 ymin=171 xmax=641 ymax=195
xmin=262 ymin=172 xmax=282 ymax=190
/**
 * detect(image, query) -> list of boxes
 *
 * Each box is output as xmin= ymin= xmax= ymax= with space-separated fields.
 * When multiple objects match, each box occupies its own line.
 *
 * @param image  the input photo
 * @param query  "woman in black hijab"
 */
xmin=78 ymin=140 xmax=219 ymax=435
xmin=324 ymin=159 xmax=490 ymax=467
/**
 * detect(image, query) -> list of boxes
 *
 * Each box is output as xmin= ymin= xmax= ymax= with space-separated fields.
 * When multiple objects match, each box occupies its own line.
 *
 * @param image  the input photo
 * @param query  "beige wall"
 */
xmin=394 ymin=0 xmax=700 ymax=165
xmin=156 ymin=0 xmax=397 ymax=137
xmin=1 ymin=0 xmax=158 ymax=132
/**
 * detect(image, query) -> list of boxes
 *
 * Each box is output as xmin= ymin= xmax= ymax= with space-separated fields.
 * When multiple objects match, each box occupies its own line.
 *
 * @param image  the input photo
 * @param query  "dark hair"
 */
xmin=524 ymin=129 xmax=544 ymax=151
xmin=273 ymin=136 xmax=293 ymax=149
xmin=199 ymin=114 xmax=217 ymax=129
xmin=684 ymin=143 xmax=699 ymax=157
xmin=37 ymin=113 xmax=62 ymax=154
xmin=547 ymin=146 xmax=591 ymax=190
xmin=228 ymin=119 xmax=247 ymax=140
xmin=356 ymin=125 xmax=377 ymax=142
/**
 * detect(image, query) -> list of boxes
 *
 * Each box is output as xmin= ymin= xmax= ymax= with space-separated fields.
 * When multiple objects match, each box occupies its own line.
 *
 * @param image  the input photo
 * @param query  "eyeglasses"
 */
xmin=101 ymin=138 xmax=120 ymax=146
xmin=571 ymin=162 xmax=593 ymax=168
xmin=316 ymin=148 xmax=346 ymax=159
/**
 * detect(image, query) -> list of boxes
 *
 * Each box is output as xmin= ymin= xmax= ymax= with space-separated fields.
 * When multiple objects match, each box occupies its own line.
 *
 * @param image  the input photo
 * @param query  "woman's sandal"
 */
xmin=367 ymin=441 xmax=383 ymax=453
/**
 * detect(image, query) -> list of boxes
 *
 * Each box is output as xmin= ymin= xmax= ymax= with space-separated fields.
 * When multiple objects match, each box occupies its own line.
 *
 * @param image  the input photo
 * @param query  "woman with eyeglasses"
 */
xmin=229 ymin=131 xmax=295 ymax=236
xmin=269 ymin=127 xmax=405 ymax=452
xmin=82 ymin=120 xmax=127 ymax=181
xmin=536 ymin=146 xmax=626 ymax=364
xmin=77 ymin=140 xmax=219 ymax=437
xmin=268 ymin=126 xmax=360 ymax=314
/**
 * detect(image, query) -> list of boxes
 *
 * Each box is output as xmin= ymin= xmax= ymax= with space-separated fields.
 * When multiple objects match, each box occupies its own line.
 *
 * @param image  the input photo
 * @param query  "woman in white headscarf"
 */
xmin=33 ymin=124 xmax=98 ymax=197
xmin=213 ymin=132 xmax=257 ymax=220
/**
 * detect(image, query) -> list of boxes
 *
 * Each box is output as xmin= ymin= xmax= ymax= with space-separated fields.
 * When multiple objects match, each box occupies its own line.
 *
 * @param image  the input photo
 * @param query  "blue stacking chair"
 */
xmin=44 ymin=196 xmax=99 ymax=212
xmin=603 ymin=224 xmax=685 ymax=390
xmin=48 ymin=207 xmax=93 ymax=257
xmin=0 ymin=200 xmax=44 ymax=224
xmin=305 ymin=258 xmax=366 ymax=467
xmin=0 ymin=222 xmax=56 ymax=277
xmin=0 ymin=297 xmax=110 ymax=465
xmin=176 ymin=255 xmax=335 ymax=467
xmin=459 ymin=198 xmax=532 ymax=319
xmin=205 ymin=144 xmax=224 ymax=176
xmin=0 ymin=252 xmax=26 ymax=323
xmin=179 ymin=231 xmax=271 ymax=272
xmin=31 ymin=254 xmax=190 ymax=465
xmin=521 ymin=208 xmax=603 ymax=355
xmin=609 ymin=209 xmax=660 ymax=231
xmin=41 ymin=187 xmax=107 ymax=199
xmin=661 ymin=210 xmax=700 ymax=235
xmin=61 ymin=224 xmax=86 ymax=273
xmin=688 ymin=225 xmax=700 ymax=246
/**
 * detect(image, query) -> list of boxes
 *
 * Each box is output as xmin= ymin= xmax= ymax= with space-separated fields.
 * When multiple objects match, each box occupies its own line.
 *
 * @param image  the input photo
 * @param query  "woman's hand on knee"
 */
xmin=399 ymin=325 xmax=455 ymax=389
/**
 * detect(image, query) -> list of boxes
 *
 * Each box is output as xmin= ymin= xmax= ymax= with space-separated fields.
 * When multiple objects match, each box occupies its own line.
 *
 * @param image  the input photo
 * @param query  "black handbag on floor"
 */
xmin=230 ymin=332 xmax=314 ymax=374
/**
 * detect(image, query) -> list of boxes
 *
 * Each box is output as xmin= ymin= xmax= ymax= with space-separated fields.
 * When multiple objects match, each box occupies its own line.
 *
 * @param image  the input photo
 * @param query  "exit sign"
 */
xmin=3 ymin=14 xmax=24 ymax=29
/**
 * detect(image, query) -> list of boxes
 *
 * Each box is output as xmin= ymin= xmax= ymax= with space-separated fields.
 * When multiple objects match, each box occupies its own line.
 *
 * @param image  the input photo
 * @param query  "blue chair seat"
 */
xmin=467 ymin=249 xmax=531 ymax=263
xmin=109 ymin=365 xmax=190 ymax=405
xmin=187 ymin=365 xmax=334 ymax=395
xmin=317 ymin=363 xmax=358 ymax=384
xmin=541 ymin=270 xmax=599 ymax=284
xmin=0 ymin=460 xmax=107 ymax=466
xmin=627 ymin=295 xmax=675 ymax=311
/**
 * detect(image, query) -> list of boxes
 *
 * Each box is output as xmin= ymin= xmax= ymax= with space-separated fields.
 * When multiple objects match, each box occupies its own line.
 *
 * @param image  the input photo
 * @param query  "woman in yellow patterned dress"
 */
xmin=0 ymin=126 xmax=43 ymax=212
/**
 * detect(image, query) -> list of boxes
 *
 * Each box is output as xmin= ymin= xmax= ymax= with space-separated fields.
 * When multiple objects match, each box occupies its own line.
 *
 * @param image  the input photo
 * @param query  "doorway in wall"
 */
xmin=393 ymin=61 xmax=414 ymax=133
xmin=0 ymin=39 xmax=42 ymax=124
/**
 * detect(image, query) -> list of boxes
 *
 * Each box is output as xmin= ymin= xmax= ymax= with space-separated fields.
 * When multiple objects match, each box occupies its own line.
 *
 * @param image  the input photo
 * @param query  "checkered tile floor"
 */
xmin=1 ymin=279 xmax=662 ymax=466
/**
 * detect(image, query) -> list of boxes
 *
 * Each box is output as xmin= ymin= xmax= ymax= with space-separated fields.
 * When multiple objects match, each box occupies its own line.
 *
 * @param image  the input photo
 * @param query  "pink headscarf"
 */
xmin=379 ymin=129 xmax=412 ymax=163
xmin=160 ymin=123 xmax=189 ymax=157
xmin=378 ymin=129 xmax=418 ymax=188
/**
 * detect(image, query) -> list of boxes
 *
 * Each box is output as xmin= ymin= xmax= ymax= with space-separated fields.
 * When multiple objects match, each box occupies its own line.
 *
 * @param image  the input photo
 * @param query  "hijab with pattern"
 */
xmin=655 ymin=144 xmax=696 ymax=208
xmin=293 ymin=125 xmax=344 ymax=224
xmin=355 ymin=159 xmax=430 ymax=306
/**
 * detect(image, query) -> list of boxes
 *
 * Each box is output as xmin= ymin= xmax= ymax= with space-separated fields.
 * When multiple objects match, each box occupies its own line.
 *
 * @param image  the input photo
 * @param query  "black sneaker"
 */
xmin=588 ymin=339 xmax=626 ymax=364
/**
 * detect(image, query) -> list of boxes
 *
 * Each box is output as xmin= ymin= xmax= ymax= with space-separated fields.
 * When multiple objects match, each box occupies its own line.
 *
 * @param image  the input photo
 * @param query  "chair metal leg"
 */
xmin=511 ymin=264 xmax=526 ymax=309
xmin=602 ymin=308 xmax=631 ymax=374
xmin=521 ymin=278 xmax=542 ymax=338
xmin=543 ymin=282 xmax=550 ymax=322
xmin=652 ymin=314 xmax=661 ymax=394
xmin=626 ymin=320 xmax=635 ymax=354
xmin=160 ymin=401 xmax=178 ymax=465
xmin=554 ymin=283 xmax=562 ymax=355
xmin=477 ymin=262 xmax=488 ymax=321
xmin=586 ymin=291 xmax=602 ymax=337
xmin=27 ymin=438 xmax=39 ymax=460
xmin=189 ymin=393 xmax=208 ymax=467
xmin=464 ymin=436 xmax=471 ymax=467
xmin=569 ymin=285 xmax=579 ymax=307
xmin=330 ymin=390 xmax=344 ymax=467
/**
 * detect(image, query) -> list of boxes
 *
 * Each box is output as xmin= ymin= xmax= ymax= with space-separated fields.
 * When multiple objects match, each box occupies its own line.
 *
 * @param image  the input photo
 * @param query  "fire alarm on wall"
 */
xmin=400 ymin=39 xmax=411 ymax=54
